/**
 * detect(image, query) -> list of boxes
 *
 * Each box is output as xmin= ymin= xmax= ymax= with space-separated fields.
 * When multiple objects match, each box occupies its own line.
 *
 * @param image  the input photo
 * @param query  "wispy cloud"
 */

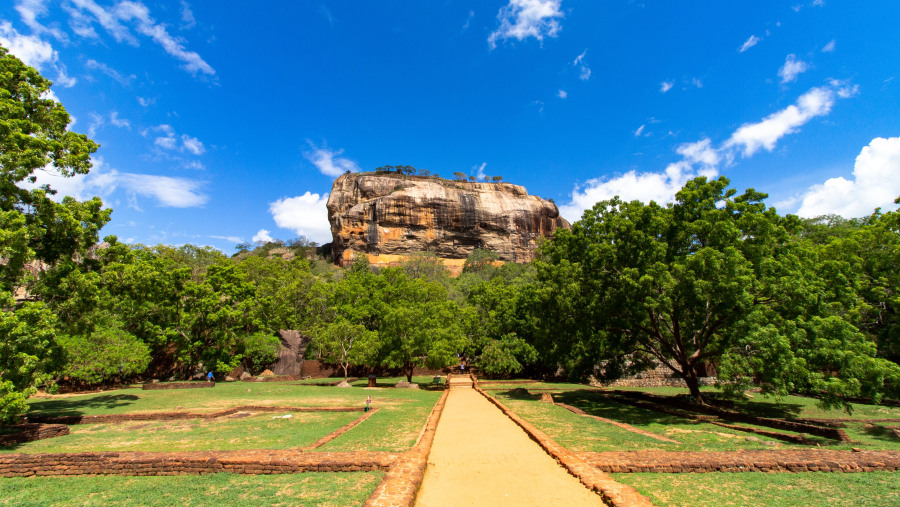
xmin=180 ymin=1 xmax=196 ymax=30
xmin=778 ymin=54 xmax=808 ymax=84
xmin=109 ymin=111 xmax=130 ymax=129
xmin=67 ymin=0 xmax=214 ymax=76
xmin=146 ymin=125 xmax=206 ymax=155
xmin=303 ymin=141 xmax=361 ymax=177
xmin=15 ymin=0 xmax=68 ymax=42
xmin=488 ymin=0 xmax=563 ymax=49
xmin=573 ymin=49 xmax=591 ymax=80
xmin=557 ymin=89 xmax=567 ymax=99
xmin=738 ymin=35 xmax=760 ymax=52
xmin=462 ymin=10 xmax=474 ymax=31
xmin=660 ymin=80 xmax=674 ymax=93
xmin=822 ymin=39 xmax=835 ymax=53
xmin=85 ymin=58 xmax=136 ymax=85
xmin=634 ymin=124 xmax=645 ymax=137
xmin=26 ymin=158 xmax=208 ymax=208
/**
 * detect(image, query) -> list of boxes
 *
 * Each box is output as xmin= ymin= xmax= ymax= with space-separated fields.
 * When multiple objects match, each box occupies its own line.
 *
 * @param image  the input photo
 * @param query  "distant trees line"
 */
xmin=3 ymin=47 xmax=899 ymax=424
xmin=372 ymin=164 xmax=503 ymax=182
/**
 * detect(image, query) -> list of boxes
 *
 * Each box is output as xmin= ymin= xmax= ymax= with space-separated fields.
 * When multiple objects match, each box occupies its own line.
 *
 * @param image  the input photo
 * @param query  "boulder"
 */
xmin=258 ymin=369 xmax=275 ymax=378
xmin=336 ymin=380 xmax=351 ymax=388
xmin=239 ymin=372 xmax=252 ymax=380
xmin=326 ymin=172 xmax=570 ymax=274
xmin=225 ymin=376 xmax=235 ymax=382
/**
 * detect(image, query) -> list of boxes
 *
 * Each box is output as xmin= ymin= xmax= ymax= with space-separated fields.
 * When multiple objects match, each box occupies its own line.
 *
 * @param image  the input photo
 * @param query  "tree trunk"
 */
xmin=683 ymin=367 xmax=704 ymax=404
xmin=342 ymin=363 xmax=349 ymax=380
xmin=406 ymin=363 xmax=413 ymax=383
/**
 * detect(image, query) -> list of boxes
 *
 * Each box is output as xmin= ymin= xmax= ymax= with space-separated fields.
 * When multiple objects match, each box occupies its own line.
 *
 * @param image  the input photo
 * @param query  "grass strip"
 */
xmin=0 ymin=471 xmax=382 ymax=507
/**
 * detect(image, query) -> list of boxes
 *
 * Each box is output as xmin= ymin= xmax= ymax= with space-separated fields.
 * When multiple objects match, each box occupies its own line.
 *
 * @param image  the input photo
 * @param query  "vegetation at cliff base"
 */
xmin=2 ymin=48 xmax=900 ymax=424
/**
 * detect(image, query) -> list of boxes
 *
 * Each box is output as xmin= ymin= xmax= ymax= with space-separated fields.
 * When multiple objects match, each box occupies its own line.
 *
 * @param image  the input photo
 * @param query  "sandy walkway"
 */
xmin=415 ymin=380 xmax=604 ymax=506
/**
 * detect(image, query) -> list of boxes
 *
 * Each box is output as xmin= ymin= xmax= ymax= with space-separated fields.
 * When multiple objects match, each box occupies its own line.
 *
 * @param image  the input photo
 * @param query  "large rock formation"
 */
xmin=326 ymin=172 xmax=569 ymax=271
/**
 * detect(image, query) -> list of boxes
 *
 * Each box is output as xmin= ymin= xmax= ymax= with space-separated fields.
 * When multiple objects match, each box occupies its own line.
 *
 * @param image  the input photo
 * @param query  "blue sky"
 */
xmin=2 ymin=0 xmax=899 ymax=252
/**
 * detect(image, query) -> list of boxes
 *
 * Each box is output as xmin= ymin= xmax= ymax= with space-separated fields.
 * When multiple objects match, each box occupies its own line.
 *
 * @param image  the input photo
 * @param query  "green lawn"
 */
xmin=0 ymin=472 xmax=383 ymax=507
xmin=10 ymin=381 xmax=440 ymax=454
xmin=2 ymin=411 xmax=361 ymax=453
xmin=614 ymin=471 xmax=900 ymax=507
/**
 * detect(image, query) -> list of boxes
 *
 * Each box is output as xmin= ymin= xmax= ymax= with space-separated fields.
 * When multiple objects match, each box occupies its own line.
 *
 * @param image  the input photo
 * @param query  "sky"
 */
xmin=2 ymin=0 xmax=899 ymax=252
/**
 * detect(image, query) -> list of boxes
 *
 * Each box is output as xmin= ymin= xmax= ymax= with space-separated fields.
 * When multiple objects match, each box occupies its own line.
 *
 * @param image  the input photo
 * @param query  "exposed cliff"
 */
xmin=326 ymin=172 xmax=569 ymax=269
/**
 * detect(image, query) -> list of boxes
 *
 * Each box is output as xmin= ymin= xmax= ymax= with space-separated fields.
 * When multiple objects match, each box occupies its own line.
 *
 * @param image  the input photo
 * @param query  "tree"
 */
xmin=453 ymin=172 xmax=467 ymax=182
xmin=492 ymin=176 xmax=503 ymax=182
xmin=0 ymin=48 xmax=109 ymax=421
xmin=314 ymin=317 xmax=377 ymax=379
xmin=536 ymin=177 xmax=793 ymax=400
xmin=468 ymin=175 xmax=476 ymax=181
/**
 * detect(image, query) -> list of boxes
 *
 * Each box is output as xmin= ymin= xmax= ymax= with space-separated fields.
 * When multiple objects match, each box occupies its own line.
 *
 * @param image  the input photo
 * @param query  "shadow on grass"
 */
xmin=26 ymin=394 xmax=139 ymax=417
xmin=711 ymin=395 xmax=805 ymax=420
xmin=553 ymin=390 xmax=702 ymax=426
xmin=861 ymin=424 xmax=900 ymax=444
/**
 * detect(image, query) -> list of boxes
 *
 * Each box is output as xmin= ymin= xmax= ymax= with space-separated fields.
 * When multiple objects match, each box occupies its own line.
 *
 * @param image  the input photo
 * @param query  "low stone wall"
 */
xmin=0 ymin=424 xmax=69 ymax=446
xmin=364 ymin=388 xmax=449 ymax=507
xmin=579 ymin=450 xmax=900 ymax=473
xmin=28 ymin=405 xmax=363 ymax=425
xmin=0 ymin=450 xmax=398 ymax=477
xmin=472 ymin=380 xmax=654 ymax=507
xmin=142 ymin=382 xmax=215 ymax=390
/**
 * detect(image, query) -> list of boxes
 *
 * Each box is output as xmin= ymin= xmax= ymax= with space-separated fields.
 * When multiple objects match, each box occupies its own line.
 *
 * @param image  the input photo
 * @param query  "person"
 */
xmin=365 ymin=395 xmax=372 ymax=412
xmin=206 ymin=371 xmax=214 ymax=383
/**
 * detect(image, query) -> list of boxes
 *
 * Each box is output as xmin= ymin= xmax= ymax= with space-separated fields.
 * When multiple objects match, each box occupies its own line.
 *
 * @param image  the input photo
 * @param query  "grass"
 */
xmin=6 ymin=381 xmax=441 ymax=453
xmin=495 ymin=390 xmax=798 ymax=452
xmin=2 ymin=411 xmax=361 ymax=453
xmin=0 ymin=472 xmax=383 ymax=507
xmin=613 ymin=471 xmax=900 ymax=507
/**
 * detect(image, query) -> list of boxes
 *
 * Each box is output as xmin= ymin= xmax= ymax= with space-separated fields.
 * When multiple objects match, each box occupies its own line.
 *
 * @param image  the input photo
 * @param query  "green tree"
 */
xmin=314 ymin=317 xmax=377 ymax=379
xmin=492 ymin=176 xmax=503 ymax=182
xmin=0 ymin=48 xmax=110 ymax=421
xmin=453 ymin=171 xmax=467 ymax=182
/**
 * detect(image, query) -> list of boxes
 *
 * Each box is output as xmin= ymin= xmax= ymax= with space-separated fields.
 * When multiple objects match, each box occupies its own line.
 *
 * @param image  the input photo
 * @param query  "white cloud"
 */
xmin=0 ymin=20 xmax=75 ymax=87
xmin=67 ymin=0 xmax=214 ymax=76
xmin=181 ymin=134 xmax=205 ymax=155
xmin=725 ymin=82 xmax=854 ymax=157
xmin=252 ymin=229 xmax=274 ymax=243
xmin=634 ymin=124 xmax=645 ymax=137
xmin=210 ymin=235 xmax=242 ymax=244
xmin=85 ymin=58 xmax=135 ymax=85
xmin=739 ymin=35 xmax=760 ymax=52
xmin=462 ymin=10 xmax=474 ymax=31
xmin=488 ymin=0 xmax=563 ymax=49
xmin=269 ymin=191 xmax=332 ymax=244
xmin=822 ymin=39 xmax=835 ymax=53
xmin=15 ymin=0 xmax=68 ymax=42
xmin=87 ymin=112 xmax=104 ymax=138
xmin=472 ymin=162 xmax=488 ymax=180
xmin=797 ymin=137 xmax=900 ymax=218
xmin=573 ymin=49 xmax=591 ymax=80
xmin=561 ymin=81 xmax=856 ymax=221
xmin=557 ymin=89 xmax=567 ymax=99
xmin=109 ymin=111 xmax=130 ymax=129
xmin=660 ymin=81 xmax=674 ymax=93
xmin=148 ymin=125 xmax=205 ymax=155
xmin=180 ymin=1 xmax=196 ymax=29
xmin=24 ymin=158 xmax=208 ymax=208
xmin=304 ymin=142 xmax=361 ymax=177
xmin=559 ymin=160 xmax=703 ymax=223
xmin=137 ymin=96 xmax=155 ymax=107
xmin=692 ymin=77 xmax=703 ymax=88
xmin=778 ymin=54 xmax=808 ymax=84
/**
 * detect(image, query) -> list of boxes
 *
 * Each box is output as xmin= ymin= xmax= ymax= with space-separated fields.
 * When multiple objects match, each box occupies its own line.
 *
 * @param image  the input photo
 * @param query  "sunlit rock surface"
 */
xmin=326 ymin=172 xmax=570 ymax=271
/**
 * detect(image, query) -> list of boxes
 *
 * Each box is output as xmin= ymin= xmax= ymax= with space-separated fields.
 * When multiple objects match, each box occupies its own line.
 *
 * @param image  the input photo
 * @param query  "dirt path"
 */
xmin=415 ymin=379 xmax=604 ymax=506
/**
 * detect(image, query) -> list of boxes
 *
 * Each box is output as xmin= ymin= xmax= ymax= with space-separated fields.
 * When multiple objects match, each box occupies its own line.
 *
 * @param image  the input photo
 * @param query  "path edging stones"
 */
xmin=472 ymin=379 xmax=654 ymax=507
xmin=364 ymin=388 xmax=449 ymax=507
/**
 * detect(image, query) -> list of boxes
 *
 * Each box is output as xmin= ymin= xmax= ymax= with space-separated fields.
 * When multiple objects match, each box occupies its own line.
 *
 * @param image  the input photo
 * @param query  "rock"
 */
xmin=326 ymin=172 xmax=570 ymax=274
xmin=540 ymin=392 xmax=554 ymax=403
xmin=336 ymin=381 xmax=351 ymax=388
xmin=239 ymin=372 xmax=252 ymax=380
xmin=396 ymin=381 xmax=419 ymax=389
xmin=151 ymin=379 xmax=160 ymax=384
xmin=225 ymin=376 xmax=235 ymax=382
xmin=258 ymin=369 xmax=275 ymax=378
xmin=745 ymin=436 xmax=760 ymax=442
xmin=852 ymin=447 xmax=863 ymax=452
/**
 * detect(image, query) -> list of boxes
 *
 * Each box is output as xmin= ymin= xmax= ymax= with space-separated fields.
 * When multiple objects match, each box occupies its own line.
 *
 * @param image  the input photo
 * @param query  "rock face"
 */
xmin=327 ymin=173 xmax=569 ymax=269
